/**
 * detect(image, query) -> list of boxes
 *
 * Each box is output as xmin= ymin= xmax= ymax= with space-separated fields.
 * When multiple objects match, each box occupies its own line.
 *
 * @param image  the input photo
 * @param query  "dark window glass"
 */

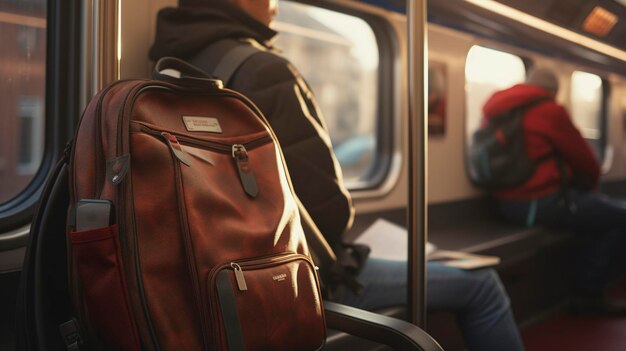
xmin=19 ymin=116 xmax=34 ymax=165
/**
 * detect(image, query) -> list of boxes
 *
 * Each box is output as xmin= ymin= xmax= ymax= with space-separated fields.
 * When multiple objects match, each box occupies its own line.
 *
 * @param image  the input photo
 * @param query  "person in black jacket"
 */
xmin=150 ymin=1 xmax=524 ymax=350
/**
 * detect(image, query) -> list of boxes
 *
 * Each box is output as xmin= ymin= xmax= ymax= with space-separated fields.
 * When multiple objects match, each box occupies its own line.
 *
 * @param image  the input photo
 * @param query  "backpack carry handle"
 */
xmin=153 ymin=56 xmax=223 ymax=90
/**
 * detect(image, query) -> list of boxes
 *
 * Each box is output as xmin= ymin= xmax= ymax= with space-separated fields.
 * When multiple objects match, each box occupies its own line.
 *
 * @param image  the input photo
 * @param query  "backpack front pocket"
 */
xmin=70 ymin=225 xmax=140 ymax=350
xmin=207 ymin=253 xmax=325 ymax=351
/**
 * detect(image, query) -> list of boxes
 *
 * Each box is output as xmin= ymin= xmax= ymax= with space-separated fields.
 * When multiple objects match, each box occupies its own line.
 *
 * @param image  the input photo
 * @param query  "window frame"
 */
xmin=0 ymin=0 xmax=81 ymax=243
xmin=280 ymin=0 xmax=398 ymax=192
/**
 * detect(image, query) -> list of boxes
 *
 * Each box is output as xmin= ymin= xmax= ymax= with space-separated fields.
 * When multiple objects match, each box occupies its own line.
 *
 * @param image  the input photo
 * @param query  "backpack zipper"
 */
xmin=207 ymin=253 xmax=315 ymax=348
xmin=169 ymin=142 xmax=211 ymax=350
xmin=137 ymin=122 xmax=271 ymax=197
xmin=136 ymin=122 xmax=272 ymax=156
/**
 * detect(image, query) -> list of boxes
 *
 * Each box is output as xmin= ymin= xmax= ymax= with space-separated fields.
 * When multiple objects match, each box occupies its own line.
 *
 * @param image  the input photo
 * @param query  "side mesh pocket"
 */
xmin=70 ymin=225 xmax=140 ymax=350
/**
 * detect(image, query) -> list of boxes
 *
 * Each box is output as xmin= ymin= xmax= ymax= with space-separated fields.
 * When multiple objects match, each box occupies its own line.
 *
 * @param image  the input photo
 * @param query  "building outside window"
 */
xmin=0 ymin=0 xmax=47 ymax=204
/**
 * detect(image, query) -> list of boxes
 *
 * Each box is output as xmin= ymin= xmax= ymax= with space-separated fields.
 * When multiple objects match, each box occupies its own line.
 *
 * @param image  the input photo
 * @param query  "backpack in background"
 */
xmin=469 ymin=98 xmax=549 ymax=190
xmin=18 ymin=57 xmax=326 ymax=351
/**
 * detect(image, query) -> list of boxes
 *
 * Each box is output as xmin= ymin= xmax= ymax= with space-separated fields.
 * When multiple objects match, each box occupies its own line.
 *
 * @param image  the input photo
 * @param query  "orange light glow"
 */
xmin=582 ymin=6 xmax=617 ymax=37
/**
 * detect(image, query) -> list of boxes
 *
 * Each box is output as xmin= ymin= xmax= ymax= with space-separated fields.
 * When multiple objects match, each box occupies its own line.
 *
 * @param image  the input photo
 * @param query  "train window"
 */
xmin=0 ymin=0 xmax=47 ymax=204
xmin=274 ymin=1 xmax=380 ymax=188
xmin=570 ymin=70 xmax=605 ymax=157
xmin=464 ymin=46 xmax=526 ymax=143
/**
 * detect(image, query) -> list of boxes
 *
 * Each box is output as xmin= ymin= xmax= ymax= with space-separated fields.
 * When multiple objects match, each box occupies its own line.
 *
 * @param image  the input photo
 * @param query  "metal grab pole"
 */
xmin=80 ymin=0 xmax=120 ymax=108
xmin=407 ymin=0 xmax=428 ymax=328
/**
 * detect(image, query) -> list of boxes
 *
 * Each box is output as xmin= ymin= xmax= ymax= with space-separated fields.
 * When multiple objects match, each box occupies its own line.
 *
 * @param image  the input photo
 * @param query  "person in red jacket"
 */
xmin=483 ymin=67 xmax=626 ymax=313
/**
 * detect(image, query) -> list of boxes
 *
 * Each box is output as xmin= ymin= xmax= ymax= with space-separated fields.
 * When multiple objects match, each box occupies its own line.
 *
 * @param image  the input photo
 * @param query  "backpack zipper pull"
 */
xmin=232 ymin=144 xmax=259 ymax=197
xmin=230 ymin=262 xmax=248 ymax=291
xmin=161 ymin=132 xmax=192 ymax=167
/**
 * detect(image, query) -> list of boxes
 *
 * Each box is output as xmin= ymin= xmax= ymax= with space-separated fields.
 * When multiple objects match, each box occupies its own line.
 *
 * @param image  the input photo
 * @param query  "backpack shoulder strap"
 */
xmin=17 ymin=143 xmax=73 ymax=350
xmin=191 ymin=39 xmax=264 ymax=86
xmin=490 ymin=95 xmax=552 ymax=125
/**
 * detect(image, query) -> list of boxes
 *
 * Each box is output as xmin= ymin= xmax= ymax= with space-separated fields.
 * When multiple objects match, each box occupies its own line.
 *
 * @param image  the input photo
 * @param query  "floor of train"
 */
xmin=521 ymin=278 xmax=626 ymax=351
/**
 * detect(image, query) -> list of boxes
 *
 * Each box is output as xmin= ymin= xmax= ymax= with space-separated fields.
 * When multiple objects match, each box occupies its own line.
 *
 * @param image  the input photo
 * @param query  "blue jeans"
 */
xmin=339 ymin=259 xmax=524 ymax=351
xmin=498 ymin=189 xmax=626 ymax=296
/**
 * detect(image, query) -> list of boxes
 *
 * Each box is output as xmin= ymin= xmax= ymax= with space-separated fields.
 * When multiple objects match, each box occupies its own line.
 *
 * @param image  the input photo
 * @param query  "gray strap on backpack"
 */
xmin=216 ymin=270 xmax=245 ymax=351
xmin=190 ymin=41 xmax=261 ymax=86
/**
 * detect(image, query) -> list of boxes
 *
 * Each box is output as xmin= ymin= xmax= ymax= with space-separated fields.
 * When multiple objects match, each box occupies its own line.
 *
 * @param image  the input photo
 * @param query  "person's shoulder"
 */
xmin=526 ymin=99 xmax=573 ymax=134
xmin=532 ymin=99 xmax=568 ymax=118
xmin=238 ymin=42 xmax=301 ymax=83
xmin=235 ymin=39 xmax=286 ymax=64
xmin=484 ymin=84 xmax=548 ymax=117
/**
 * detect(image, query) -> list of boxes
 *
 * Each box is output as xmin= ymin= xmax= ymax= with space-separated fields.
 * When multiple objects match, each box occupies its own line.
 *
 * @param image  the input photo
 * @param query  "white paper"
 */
xmin=355 ymin=218 xmax=437 ymax=261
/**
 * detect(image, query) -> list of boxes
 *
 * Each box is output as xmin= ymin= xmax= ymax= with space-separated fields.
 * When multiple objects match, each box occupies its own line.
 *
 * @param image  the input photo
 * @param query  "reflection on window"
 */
xmin=17 ymin=96 xmax=44 ymax=175
xmin=571 ymin=71 xmax=603 ymax=143
xmin=0 ymin=0 xmax=47 ymax=204
xmin=465 ymin=46 xmax=526 ymax=143
xmin=274 ymin=2 xmax=379 ymax=187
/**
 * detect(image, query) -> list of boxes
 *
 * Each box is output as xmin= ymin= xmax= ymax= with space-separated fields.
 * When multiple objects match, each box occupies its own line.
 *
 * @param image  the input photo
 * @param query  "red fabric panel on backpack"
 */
xmin=71 ymin=225 xmax=141 ymax=351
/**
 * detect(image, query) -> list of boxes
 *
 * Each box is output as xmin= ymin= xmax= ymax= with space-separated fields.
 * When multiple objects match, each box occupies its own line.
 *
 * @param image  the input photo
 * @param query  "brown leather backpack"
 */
xmin=66 ymin=57 xmax=325 ymax=350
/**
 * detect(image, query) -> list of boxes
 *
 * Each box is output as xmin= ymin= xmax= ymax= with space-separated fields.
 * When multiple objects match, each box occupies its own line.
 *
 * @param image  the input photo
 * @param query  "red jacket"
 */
xmin=482 ymin=84 xmax=600 ymax=200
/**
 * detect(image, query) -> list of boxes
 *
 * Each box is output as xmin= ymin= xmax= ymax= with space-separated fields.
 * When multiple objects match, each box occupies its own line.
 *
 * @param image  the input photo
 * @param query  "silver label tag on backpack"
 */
xmin=182 ymin=116 xmax=223 ymax=133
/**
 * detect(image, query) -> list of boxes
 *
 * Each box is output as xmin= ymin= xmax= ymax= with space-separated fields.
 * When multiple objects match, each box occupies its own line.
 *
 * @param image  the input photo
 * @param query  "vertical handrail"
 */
xmin=407 ymin=0 xmax=428 ymax=327
xmin=80 ymin=0 xmax=120 ymax=110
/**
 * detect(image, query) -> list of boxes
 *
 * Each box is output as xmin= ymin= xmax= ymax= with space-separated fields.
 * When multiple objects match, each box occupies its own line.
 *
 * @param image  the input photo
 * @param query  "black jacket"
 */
xmin=150 ymin=3 xmax=354 ymax=250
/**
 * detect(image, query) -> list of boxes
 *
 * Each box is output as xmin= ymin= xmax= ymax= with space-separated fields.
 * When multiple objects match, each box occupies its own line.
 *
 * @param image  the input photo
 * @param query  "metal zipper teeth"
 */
xmin=120 ymin=83 xmax=270 ymax=166
xmin=140 ymin=127 xmax=273 ymax=350
xmin=124 ymin=84 xmax=271 ymax=155
xmin=113 ymin=82 xmax=217 ymax=351
xmin=93 ymin=80 xmax=134 ymax=198
xmin=123 ymin=81 xmax=271 ymax=162
xmin=114 ymin=80 xmax=162 ymax=351
xmin=207 ymin=253 xmax=311 ymax=349
xmin=237 ymin=254 xmax=312 ymax=270
xmin=137 ymin=123 xmax=272 ymax=154
xmin=71 ymin=79 xmax=126 ymax=200
xmin=139 ymin=127 xmax=271 ymax=350
xmin=125 ymin=181 xmax=161 ymax=351
xmin=169 ymin=148 xmax=212 ymax=350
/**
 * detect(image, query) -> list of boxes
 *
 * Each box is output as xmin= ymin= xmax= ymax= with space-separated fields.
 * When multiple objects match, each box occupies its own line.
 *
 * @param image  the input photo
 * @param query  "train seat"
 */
xmin=427 ymin=197 xmax=573 ymax=330
xmin=342 ymin=198 xmax=576 ymax=350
